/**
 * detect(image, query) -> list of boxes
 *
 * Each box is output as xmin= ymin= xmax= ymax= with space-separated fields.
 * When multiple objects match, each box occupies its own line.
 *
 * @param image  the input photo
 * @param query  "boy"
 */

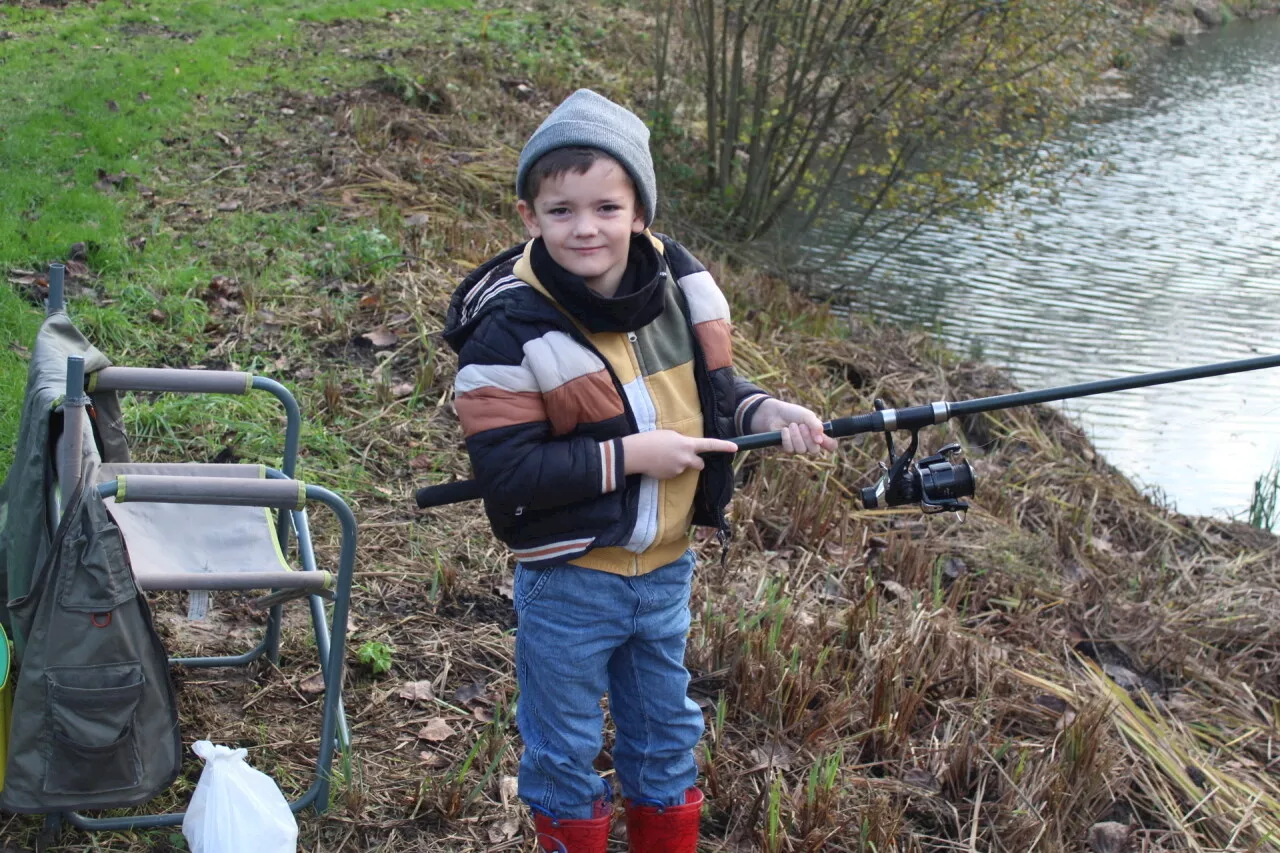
xmin=442 ymin=89 xmax=835 ymax=853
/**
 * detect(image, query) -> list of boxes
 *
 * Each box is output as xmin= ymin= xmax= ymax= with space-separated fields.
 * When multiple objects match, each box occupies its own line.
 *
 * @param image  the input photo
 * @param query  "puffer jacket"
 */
xmin=442 ymin=233 xmax=770 ymax=574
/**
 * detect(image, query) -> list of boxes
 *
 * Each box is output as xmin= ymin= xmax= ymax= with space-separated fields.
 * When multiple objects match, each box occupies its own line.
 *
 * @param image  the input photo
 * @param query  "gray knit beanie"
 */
xmin=516 ymin=89 xmax=657 ymax=227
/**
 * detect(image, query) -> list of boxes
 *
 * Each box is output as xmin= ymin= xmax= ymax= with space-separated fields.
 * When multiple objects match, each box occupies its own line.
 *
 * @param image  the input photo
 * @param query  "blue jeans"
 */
xmin=513 ymin=550 xmax=704 ymax=820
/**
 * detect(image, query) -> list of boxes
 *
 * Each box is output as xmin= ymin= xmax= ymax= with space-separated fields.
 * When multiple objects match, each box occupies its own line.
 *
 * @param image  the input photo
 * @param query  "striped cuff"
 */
xmin=735 ymin=393 xmax=771 ymax=436
xmin=511 ymin=537 xmax=596 ymax=565
xmin=599 ymin=438 xmax=625 ymax=494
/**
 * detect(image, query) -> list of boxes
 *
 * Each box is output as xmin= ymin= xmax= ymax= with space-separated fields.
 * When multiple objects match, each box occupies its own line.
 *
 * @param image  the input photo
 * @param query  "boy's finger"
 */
xmin=697 ymin=438 xmax=739 ymax=454
xmin=801 ymin=424 xmax=820 ymax=453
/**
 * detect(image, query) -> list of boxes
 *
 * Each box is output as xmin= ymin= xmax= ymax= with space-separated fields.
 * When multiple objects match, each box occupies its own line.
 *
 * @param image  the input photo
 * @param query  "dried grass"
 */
xmin=6 ymin=8 xmax=1280 ymax=852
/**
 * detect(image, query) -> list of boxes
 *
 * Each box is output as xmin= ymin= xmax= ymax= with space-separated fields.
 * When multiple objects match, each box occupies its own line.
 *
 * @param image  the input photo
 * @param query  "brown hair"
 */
xmin=520 ymin=147 xmax=642 ymax=215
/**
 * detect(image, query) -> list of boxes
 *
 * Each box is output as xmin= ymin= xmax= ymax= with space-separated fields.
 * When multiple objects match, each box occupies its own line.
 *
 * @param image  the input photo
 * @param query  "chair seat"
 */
xmin=97 ymin=463 xmax=330 ymax=592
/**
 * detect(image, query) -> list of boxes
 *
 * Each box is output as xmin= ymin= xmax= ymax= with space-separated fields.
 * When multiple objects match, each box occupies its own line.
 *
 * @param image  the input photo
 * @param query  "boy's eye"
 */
xmin=547 ymin=206 xmax=570 ymax=216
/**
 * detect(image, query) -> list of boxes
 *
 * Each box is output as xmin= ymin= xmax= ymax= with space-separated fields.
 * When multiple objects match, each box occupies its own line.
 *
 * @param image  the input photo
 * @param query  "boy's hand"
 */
xmin=621 ymin=431 xmax=738 ymax=480
xmin=751 ymin=399 xmax=838 ymax=454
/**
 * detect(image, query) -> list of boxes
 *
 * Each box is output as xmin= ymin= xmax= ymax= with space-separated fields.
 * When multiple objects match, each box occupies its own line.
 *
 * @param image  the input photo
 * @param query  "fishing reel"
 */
xmin=859 ymin=400 xmax=975 ymax=514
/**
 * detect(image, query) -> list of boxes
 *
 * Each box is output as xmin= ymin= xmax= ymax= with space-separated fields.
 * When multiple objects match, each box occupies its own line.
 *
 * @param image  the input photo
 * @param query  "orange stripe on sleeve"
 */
xmin=455 ymin=388 xmax=547 ymax=437
xmin=542 ymin=370 xmax=625 ymax=436
xmin=693 ymin=318 xmax=733 ymax=372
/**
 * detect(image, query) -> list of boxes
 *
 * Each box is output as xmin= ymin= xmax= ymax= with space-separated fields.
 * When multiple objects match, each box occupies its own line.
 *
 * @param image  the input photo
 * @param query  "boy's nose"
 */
xmin=572 ymin=216 xmax=598 ymax=237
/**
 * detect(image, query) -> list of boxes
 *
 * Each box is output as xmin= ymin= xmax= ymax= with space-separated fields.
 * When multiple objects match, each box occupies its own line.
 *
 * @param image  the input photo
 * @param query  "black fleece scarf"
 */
xmin=529 ymin=234 xmax=667 ymax=334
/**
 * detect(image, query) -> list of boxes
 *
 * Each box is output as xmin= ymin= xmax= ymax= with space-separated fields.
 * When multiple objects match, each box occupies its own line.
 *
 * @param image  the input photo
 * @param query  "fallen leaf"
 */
xmin=941 ymin=556 xmax=968 ymax=579
xmin=409 ymin=453 xmax=434 ymax=470
xmin=280 ymin=106 xmax=296 ymax=115
xmin=1054 ymin=708 xmax=1079 ymax=732
xmin=137 ymin=91 xmax=152 ymax=103
xmin=203 ymin=275 xmax=243 ymax=316
xmin=148 ymin=309 xmax=168 ymax=323
xmin=418 ymin=750 xmax=448 ymax=769
xmin=398 ymin=680 xmax=435 ymax=703
xmin=473 ymin=706 xmax=494 ymax=723
xmin=1087 ymin=821 xmax=1131 ymax=853
xmin=391 ymin=382 xmax=416 ymax=399
xmin=298 ymin=672 xmax=326 ymax=695
xmin=746 ymin=742 xmax=793 ymax=772
xmin=500 ymin=775 xmax=519 ymax=804
xmin=93 ymin=169 xmax=132 ymax=192
xmin=361 ymin=327 xmax=398 ymax=348
xmin=879 ymin=579 xmax=909 ymax=600
xmin=217 ymin=200 xmax=241 ymax=212
xmin=417 ymin=717 xmax=454 ymax=742
xmin=901 ymin=767 xmax=941 ymax=793
xmin=105 ymin=99 xmax=119 ymax=113
xmin=8 ymin=342 xmax=31 ymax=359
xmin=63 ymin=260 xmax=91 ymax=280
xmin=403 ymin=212 xmax=429 ymax=228
xmin=7 ymin=270 xmax=44 ymax=290
xmin=454 ymin=681 xmax=490 ymax=707
xmin=1033 ymin=694 xmax=1070 ymax=714
xmin=495 ymin=579 xmax=514 ymax=601
xmin=359 ymin=293 xmax=380 ymax=308
xmin=1102 ymin=663 xmax=1143 ymax=691
xmin=128 ymin=235 xmax=148 ymax=252
xmin=487 ymin=816 xmax=519 ymax=843
xmin=213 ymin=130 xmax=243 ymax=157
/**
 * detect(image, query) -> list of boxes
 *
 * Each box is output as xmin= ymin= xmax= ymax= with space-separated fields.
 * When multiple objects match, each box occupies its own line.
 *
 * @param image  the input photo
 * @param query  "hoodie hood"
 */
xmin=442 ymin=243 xmax=528 ymax=354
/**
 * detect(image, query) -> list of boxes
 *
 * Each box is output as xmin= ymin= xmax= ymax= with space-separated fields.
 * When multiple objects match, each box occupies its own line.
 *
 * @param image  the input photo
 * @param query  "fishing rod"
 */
xmin=415 ymin=353 xmax=1280 ymax=514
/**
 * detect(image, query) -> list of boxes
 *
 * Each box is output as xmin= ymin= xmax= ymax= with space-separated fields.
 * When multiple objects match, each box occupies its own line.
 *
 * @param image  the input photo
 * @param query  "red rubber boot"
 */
xmin=624 ymin=787 xmax=704 ymax=853
xmin=533 ymin=799 xmax=612 ymax=853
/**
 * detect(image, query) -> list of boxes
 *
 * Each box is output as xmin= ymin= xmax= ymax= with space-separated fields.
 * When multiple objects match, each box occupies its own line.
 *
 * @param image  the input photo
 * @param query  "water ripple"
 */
xmin=808 ymin=17 xmax=1280 ymax=519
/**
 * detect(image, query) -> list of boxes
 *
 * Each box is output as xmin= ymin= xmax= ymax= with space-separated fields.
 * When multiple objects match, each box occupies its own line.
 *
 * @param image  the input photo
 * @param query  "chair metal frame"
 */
xmin=37 ymin=264 xmax=356 ymax=833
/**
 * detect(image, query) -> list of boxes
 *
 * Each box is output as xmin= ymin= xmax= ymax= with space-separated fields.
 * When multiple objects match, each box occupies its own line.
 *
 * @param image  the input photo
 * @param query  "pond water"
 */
xmin=807 ymin=17 xmax=1280 ymax=521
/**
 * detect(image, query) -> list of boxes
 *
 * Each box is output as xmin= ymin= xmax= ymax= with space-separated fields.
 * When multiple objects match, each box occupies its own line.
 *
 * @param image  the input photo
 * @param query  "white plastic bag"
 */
xmin=182 ymin=740 xmax=299 ymax=853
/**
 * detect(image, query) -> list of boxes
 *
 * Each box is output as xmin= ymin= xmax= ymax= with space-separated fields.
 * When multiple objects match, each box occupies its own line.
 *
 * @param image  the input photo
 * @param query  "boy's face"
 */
xmin=517 ymin=157 xmax=646 ymax=298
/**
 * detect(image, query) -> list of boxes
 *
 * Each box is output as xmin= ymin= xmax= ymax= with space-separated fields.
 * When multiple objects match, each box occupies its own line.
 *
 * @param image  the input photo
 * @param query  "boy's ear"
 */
xmin=516 ymin=199 xmax=541 ymax=238
xmin=630 ymin=206 xmax=646 ymax=234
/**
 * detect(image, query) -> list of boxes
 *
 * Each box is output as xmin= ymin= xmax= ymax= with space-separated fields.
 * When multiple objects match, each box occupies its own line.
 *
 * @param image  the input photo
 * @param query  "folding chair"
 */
xmin=2 ymin=264 xmax=356 ymax=833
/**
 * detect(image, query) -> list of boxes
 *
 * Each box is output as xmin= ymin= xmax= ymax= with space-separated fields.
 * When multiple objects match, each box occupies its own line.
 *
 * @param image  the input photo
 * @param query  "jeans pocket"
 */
xmin=513 ymin=564 xmax=559 ymax=612
xmin=44 ymin=662 xmax=145 ymax=795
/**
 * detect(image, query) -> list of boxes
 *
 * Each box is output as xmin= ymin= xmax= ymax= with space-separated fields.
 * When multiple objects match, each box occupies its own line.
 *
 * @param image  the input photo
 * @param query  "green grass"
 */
xmin=1246 ymin=459 xmax=1280 ymax=531
xmin=0 ymin=0 xmax=467 ymax=474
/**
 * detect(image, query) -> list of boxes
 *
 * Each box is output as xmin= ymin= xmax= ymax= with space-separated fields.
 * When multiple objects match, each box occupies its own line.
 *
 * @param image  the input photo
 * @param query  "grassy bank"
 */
xmin=3 ymin=2 xmax=1279 ymax=852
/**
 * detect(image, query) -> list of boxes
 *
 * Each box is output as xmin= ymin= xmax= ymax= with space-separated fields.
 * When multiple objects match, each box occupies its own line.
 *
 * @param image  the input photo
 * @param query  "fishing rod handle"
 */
xmin=416 ymin=478 xmax=483 ymax=508
xmin=415 ymin=413 xmax=888 ymax=507
xmin=730 ymin=412 xmax=886 ymax=450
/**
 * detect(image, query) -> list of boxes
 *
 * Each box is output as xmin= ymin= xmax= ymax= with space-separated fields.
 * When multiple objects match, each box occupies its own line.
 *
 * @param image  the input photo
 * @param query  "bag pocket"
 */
xmin=57 ymin=515 xmax=136 ymax=612
xmin=44 ymin=662 xmax=145 ymax=795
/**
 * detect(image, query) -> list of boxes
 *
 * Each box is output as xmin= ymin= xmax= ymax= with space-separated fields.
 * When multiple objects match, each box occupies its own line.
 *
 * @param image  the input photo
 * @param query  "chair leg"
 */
xmin=265 ymin=602 xmax=283 ymax=665
xmin=36 ymin=813 xmax=64 ymax=853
